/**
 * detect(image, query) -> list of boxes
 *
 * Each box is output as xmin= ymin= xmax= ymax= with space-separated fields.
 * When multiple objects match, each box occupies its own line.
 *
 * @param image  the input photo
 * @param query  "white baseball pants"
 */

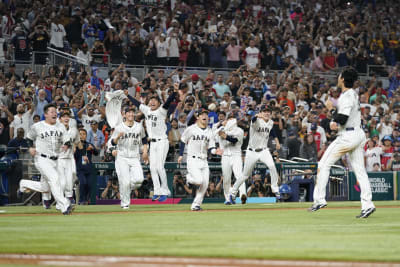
xmin=221 ymin=154 xmax=246 ymax=201
xmin=115 ymin=156 xmax=144 ymax=207
xmin=20 ymin=156 xmax=70 ymax=213
xmin=58 ymin=157 xmax=76 ymax=198
xmin=150 ymin=139 xmax=170 ymax=196
xmin=231 ymin=149 xmax=280 ymax=196
xmin=186 ymin=157 xmax=209 ymax=209
xmin=313 ymin=128 xmax=374 ymax=210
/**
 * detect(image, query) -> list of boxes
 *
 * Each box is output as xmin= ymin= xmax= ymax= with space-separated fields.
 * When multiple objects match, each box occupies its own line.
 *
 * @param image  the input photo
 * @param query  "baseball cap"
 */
xmin=311 ymin=123 xmax=317 ymax=130
xmin=288 ymin=130 xmax=295 ymax=136
xmin=90 ymin=120 xmax=99 ymax=125
xmin=59 ymin=103 xmax=70 ymax=110
xmin=382 ymin=135 xmax=393 ymax=142
xmin=191 ymin=73 xmax=199 ymax=81
xmin=9 ymin=62 xmax=15 ymax=67
xmin=13 ymin=92 xmax=22 ymax=99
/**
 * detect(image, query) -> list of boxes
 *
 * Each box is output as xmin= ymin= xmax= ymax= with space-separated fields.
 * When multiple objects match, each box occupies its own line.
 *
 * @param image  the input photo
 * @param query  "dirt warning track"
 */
xmin=0 ymin=254 xmax=399 ymax=267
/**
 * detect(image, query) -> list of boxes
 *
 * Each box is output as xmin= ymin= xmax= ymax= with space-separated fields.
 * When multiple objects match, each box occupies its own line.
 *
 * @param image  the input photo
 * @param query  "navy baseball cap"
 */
xmin=311 ymin=123 xmax=317 ymax=130
xmin=124 ymin=106 xmax=135 ymax=112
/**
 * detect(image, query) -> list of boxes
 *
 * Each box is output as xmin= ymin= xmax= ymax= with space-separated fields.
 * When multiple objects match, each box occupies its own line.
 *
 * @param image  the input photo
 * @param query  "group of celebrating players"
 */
xmin=17 ymin=67 xmax=376 ymax=218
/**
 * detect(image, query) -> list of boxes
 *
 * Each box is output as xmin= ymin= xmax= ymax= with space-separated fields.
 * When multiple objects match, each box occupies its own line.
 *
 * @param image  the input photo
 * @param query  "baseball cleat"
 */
xmin=228 ymin=194 xmax=236 ymax=205
xmin=43 ymin=200 xmax=51 ymax=209
xmin=63 ymin=205 xmax=73 ymax=215
xmin=356 ymin=207 xmax=376 ymax=218
xmin=308 ymin=203 xmax=327 ymax=212
xmin=191 ymin=206 xmax=203 ymax=211
xmin=158 ymin=195 xmax=167 ymax=202
xmin=122 ymin=206 xmax=130 ymax=210
xmin=275 ymin=193 xmax=281 ymax=202
xmin=68 ymin=197 xmax=76 ymax=205
xmin=240 ymin=194 xmax=247 ymax=204
xmin=152 ymin=195 xmax=160 ymax=201
xmin=224 ymin=200 xmax=232 ymax=205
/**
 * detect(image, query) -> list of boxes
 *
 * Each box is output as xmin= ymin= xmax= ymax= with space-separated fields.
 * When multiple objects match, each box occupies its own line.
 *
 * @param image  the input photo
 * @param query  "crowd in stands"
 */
xmin=1 ymin=0 xmax=400 ymax=200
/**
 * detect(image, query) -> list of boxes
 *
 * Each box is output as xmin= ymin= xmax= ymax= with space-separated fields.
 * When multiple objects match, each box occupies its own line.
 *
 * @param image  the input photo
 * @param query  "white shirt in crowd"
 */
xmin=167 ymin=36 xmax=179 ymax=58
xmin=244 ymin=46 xmax=259 ymax=70
xmin=156 ymin=40 xmax=169 ymax=58
xmin=10 ymin=111 xmax=32 ymax=138
xmin=377 ymin=122 xmax=393 ymax=140
xmin=81 ymin=113 xmax=102 ymax=132
xmin=50 ymin=22 xmax=66 ymax=48
xmin=365 ymin=146 xmax=383 ymax=172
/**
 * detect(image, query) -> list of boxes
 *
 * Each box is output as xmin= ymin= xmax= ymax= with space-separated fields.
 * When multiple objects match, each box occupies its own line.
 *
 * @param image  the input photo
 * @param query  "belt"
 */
xmin=345 ymin=127 xmax=354 ymax=131
xmin=40 ymin=154 xmax=58 ymax=160
xmin=248 ymin=148 xmax=265 ymax=152
xmin=150 ymin=138 xmax=163 ymax=142
xmin=191 ymin=155 xmax=206 ymax=160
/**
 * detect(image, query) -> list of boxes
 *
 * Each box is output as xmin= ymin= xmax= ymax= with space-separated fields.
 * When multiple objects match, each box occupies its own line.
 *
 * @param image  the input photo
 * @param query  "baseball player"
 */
xmin=58 ymin=110 xmax=80 ymax=204
xmin=18 ymin=103 xmax=73 ymax=215
xmin=214 ymin=113 xmax=247 ymax=204
xmin=127 ymin=85 xmax=178 ymax=202
xmin=309 ymin=67 xmax=375 ymax=218
xmin=178 ymin=109 xmax=217 ymax=211
xmin=110 ymin=106 xmax=149 ymax=209
xmin=228 ymin=106 xmax=281 ymax=204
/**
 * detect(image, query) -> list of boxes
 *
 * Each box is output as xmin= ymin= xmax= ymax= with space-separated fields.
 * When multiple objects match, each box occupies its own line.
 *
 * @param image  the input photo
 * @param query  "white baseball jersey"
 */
xmin=58 ymin=125 xmax=80 ymax=159
xmin=337 ymin=89 xmax=361 ymax=132
xmin=244 ymin=46 xmax=259 ymax=69
xmin=27 ymin=121 xmax=68 ymax=158
xmin=247 ymin=118 xmax=274 ymax=150
xmin=81 ymin=114 xmax=102 ymax=131
xmin=181 ymin=124 xmax=216 ymax=159
xmin=139 ymin=104 xmax=167 ymax=139
xmin=10 ymin=111 xmax=32 ymax=137
xmin=111 ymin=122 xmax=145 ymax=158
xmin=216 ymin=120 xmax=243 ymax=156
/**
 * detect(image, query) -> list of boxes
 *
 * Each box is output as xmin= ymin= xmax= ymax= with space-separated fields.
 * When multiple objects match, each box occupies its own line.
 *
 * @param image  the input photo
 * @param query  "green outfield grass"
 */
xmin=0 ymin=201 xmax=399 ymax=262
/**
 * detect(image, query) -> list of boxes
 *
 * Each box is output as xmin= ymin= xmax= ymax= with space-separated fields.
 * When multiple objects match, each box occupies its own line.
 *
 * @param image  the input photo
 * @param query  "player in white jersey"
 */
xmin=58 ymin=110 xmax=80 ymax=204
xmin=110 ymin=106 xmax=149 ymax=209
xmin=18 ymin=104 xmax=73 ymax=215
xmin=214 ymin=113 xmax=247 ymax=204
xmin=309 ymin=67 xmax=375 ymax=218
xmin=228 ymin=106 xmax=281 ymax=204
xmin=127 ymin=85 xmax=178 ymax=202
xmin=178 ymin=110 xmax=217 ymax=211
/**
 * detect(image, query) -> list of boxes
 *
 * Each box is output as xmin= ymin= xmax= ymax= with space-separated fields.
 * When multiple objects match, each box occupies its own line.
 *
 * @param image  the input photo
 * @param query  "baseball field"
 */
xmin=0 ymin=201 xmax=399 ymax=267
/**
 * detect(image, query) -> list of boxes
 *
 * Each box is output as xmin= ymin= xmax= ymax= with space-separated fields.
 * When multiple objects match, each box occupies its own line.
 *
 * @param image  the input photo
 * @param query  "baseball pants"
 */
xmin=231 ymin=149 xmax=280 ymax=196
xmin=115 ymin=156 xmax=144 ymax=207
xmin=186 ymin=157 xmax=209 ymax=209
xmin=313 ymin=129 xmax=374 ymax=210
xmin=58 ymin=158 xmax=76 ymax=198
xmin=149 ymin=139 xmax=170 ymax=196
xmin=221 ymin=155 xmax=246 ymax=201
xmin=20 ymin=156 xmax=70 ymax=213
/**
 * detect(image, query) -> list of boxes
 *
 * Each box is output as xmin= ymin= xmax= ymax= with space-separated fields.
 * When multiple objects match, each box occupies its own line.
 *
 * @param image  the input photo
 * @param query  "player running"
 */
xmin=215 ymin=113 xmax=247 ymax=204
xmin=178 ymin=109 xmax=217 ymax=211
xmin=18 ymin=104 xmax=73 ymax=215
xmin=127 ymin=85 xmax=178 ymax=202
xmin=58 ymin=110 xmax=80 ymax=204
xmin=110 ymin=106 xmax=149 ymax=209
xmin=309 ymin=67 xmax=375 ymax=218
xmin=228 ymin=106 xmax=281 ymax=204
